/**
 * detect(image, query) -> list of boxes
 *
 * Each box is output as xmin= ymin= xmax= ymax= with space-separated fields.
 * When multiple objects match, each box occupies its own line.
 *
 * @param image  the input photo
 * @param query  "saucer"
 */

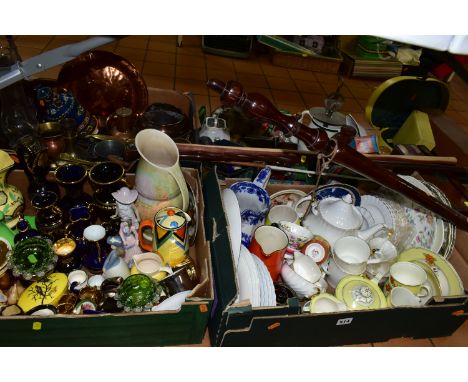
xmin=398 ymin=248 xmax=464 ymax=296
xmin=335 ymin=275 xmax=387 ymax=311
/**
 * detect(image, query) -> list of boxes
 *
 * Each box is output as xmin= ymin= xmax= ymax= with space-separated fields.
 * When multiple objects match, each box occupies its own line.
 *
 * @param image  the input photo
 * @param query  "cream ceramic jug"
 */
xmin=301 ymin=194 xmax=387 ymax=247
xmin=134 ymin=129 xmax=189 ymax=221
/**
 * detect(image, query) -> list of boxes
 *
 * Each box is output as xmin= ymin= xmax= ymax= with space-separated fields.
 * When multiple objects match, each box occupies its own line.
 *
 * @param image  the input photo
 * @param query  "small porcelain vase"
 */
xmin=0 ymin=150 xmax=24 ymax=228
xmin=134 ymin=129 xmax=189 ymax=221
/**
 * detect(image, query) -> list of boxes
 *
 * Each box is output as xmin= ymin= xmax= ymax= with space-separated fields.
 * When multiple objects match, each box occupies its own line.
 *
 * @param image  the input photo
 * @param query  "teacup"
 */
xmin=266 ymin=205 xmax=300 ymax=226
xmin=281 ymin=263 xmax=327 ymax=299
xmin=276 ymin=221 xmax=313 ymax=251
xmin=388 ymin=286 xmax=423 ymax=308
xmin=303 ymin=293 xmax=348 ymax=313
xmin=249 ymin=225 xmax=288 ymax=282
xmin=230 ymin=167 xmax=272 ymax=247
xmin=333 ymin=236 xmax=371 ymax=276
xmin=68 ymin=270 xmax=88 ymax=292
xmin=292 ymin=251 xmax=323 ymax=284
xmin=384 ymin=261 xmax=431 ymax=297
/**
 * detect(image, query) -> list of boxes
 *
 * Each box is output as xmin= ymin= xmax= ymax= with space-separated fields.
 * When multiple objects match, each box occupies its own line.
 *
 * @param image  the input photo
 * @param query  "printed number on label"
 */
xmin=336 ymin=318 xmax=353 ymax=326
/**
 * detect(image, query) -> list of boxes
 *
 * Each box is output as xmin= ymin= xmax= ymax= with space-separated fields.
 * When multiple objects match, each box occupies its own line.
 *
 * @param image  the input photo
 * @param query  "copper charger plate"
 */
xmin=57 ymin=50 xmax=148 ymax=118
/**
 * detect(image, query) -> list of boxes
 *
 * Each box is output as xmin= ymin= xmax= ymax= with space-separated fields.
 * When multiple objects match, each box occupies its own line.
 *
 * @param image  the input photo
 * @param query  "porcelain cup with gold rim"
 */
xmin=384 ymin=261 xmax=431 ymax=297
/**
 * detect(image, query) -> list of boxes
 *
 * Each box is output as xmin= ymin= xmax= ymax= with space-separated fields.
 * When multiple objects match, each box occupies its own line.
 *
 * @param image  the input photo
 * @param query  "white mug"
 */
xmin=333 ymin=236 xmax=371 ymax=276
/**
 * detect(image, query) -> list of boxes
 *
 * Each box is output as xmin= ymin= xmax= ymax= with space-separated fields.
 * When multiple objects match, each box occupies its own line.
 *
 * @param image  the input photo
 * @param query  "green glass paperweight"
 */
xmin=114 ymin=274 xmax=163 ymax=312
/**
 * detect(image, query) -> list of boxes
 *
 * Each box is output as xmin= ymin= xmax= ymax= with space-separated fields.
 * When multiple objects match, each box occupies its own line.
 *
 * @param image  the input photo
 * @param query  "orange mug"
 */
xmin=138 ymin=206 xmax=191 ymax=267
xmin=249 ymin=225 xmax=289 ymax=282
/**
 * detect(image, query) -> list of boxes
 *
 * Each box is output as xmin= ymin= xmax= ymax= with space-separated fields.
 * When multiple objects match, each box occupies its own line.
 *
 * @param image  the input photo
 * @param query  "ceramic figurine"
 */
xmin=119 ymin=220 xmax=142 ymax=265
xmin=0 ymin=150 xmax=24 ymax=228
xmin=103 ymin=234 xmax=129 ymax=278
xmin=14 ymin=217 xmax=40 ymax=244
xmin=111 ymin=186 xmax=140 ymax=228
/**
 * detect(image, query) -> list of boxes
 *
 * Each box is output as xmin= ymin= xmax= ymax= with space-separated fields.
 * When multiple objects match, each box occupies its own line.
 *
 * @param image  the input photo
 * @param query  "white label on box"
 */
xmin=336 ymin=318 xmax=353 ymax=326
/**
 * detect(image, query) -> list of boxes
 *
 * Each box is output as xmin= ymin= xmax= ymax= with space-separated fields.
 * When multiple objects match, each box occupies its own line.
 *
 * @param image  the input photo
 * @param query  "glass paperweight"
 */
xmin=114 ymin=274 xmax=163 ymax=312
xmin=7 ymin=237 xmax=57 ymax=280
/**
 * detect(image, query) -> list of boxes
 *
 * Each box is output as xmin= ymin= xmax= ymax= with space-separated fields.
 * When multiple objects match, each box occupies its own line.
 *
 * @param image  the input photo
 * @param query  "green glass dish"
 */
xmin=7 ymin=237 xmax=57 ymax=280
xmin=114 ymin=274 xmax=163 ymax=312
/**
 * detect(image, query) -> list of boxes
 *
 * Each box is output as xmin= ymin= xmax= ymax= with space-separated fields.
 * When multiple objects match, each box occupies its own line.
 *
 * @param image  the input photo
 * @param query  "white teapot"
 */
xmin=299 ymin=194 xmax=387 ymax=247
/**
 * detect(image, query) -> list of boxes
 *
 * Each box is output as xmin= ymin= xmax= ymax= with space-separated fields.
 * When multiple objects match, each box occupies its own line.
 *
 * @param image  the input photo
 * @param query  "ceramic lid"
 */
xmin=155 ymin=208 xmax=187 ymax=229
xmin=318 ymin=194 xmax=363 ymax=230
xmin=335 ymin=275 xmax=387 ymax=311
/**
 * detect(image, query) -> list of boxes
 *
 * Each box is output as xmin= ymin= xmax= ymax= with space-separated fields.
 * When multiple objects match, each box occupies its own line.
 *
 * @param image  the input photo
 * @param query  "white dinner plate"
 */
xmin=222 ymin=188 xmax=242 ymax=267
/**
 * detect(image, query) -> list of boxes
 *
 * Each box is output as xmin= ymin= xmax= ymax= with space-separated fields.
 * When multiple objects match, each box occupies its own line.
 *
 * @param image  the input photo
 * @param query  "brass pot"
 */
xmin=38 ymin=122 xmax=65 ymax=161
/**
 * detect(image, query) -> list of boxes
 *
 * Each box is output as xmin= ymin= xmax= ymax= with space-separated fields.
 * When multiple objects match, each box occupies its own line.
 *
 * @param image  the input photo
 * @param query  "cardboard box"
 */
xmin=203 ymin=168 xmax=468 ymax=346
xmin=0 ymin=167 xmax=213 ymax=346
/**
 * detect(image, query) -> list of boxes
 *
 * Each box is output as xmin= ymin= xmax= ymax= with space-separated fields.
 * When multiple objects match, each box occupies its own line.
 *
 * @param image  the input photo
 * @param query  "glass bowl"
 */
xmin=114 ymin=274 xmax=163 ymax=312
xmin=7 ymin=237 xmax=57 ymax=280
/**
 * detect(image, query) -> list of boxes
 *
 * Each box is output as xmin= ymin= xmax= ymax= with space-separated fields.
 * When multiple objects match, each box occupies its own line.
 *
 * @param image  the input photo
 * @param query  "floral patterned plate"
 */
xmin=397 ymin=175 xmax=438 ymax=252
xmin=422 ymin=181 xmax=456 ymax=259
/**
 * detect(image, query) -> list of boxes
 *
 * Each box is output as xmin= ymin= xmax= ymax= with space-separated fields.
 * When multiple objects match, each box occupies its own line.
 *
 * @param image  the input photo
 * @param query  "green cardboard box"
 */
xmin=0 ymin=168 xmax=213 ymax=346
xmin=203 ymin=167 xmax=467 ymax=347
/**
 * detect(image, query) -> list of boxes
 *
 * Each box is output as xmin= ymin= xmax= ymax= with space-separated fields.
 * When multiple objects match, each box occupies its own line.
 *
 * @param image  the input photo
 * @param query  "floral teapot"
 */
xmin=300 ymin=194 xmax=387 ymax=247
